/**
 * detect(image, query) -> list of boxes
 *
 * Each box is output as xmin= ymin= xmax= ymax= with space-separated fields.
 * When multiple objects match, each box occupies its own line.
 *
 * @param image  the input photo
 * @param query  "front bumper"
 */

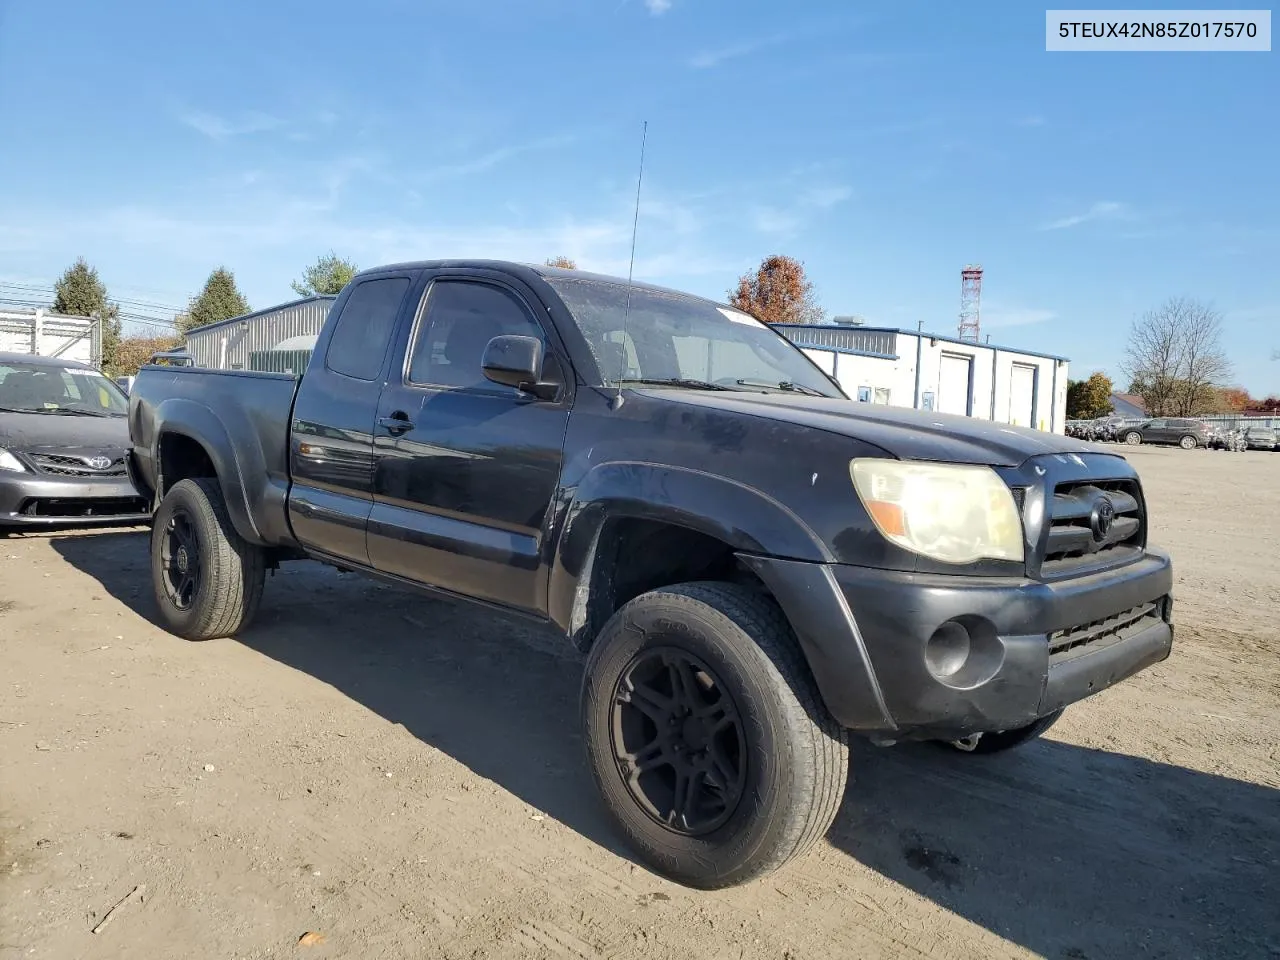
xmin=0 ymin=472 xmax=151 ymax=527
xmin=743 ymin=550 xmax=1173 ymax=738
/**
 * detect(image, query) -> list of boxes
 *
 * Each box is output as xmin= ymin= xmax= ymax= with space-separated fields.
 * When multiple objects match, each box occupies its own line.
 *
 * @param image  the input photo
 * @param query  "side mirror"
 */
xmin=482 ymin=335 xmax=557 ymax=400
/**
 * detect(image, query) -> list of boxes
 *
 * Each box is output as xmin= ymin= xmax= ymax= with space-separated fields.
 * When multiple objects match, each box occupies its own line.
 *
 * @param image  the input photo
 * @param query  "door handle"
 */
xmin=378 ymin=414 xmax=415 ymax=433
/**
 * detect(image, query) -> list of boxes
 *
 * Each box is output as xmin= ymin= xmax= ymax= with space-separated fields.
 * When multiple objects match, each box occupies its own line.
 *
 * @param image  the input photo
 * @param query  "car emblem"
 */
xmin=87 ymin=456 xmax=113 ymax=470
xmin=1090 ymin=497 xmax=1116 ymax=542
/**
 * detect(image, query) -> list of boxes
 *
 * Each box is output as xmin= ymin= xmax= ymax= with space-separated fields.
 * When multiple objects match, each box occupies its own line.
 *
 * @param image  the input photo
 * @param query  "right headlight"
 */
xmin=0 ymin=449 xmax=26 ymax=473
xmin=849 ymin=459 xmax=1024 ymax=565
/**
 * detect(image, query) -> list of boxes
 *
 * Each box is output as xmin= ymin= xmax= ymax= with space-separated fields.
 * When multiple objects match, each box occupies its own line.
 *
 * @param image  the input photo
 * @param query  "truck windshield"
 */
xmin=547 ymin=278 xmax=844 ymax=399
xmin=0 ymin=361 xmax=129 ymax=416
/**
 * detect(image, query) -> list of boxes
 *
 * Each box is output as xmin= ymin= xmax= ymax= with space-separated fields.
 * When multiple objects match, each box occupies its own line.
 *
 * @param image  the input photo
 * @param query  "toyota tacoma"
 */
xmin=126 ymin=260 xmax=1174 ymax=889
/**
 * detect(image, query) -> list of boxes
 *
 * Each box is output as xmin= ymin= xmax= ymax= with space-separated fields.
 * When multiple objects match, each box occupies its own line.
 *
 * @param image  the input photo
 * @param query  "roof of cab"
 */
xmin=353 ymin=259 xmax=718 ymax=304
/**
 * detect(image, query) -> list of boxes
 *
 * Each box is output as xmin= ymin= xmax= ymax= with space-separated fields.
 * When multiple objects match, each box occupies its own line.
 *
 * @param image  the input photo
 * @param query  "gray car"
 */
xmin=1242 ymin=426 xmax=1278 ymax=451
xmin=0 ymin=352 xmax=150 ymax=528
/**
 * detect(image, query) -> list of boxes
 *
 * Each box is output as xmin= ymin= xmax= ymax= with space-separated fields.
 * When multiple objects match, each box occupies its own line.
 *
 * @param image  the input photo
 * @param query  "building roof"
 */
xmin=181 ymin=294 xmax=338 ymax=339
xmin=773 ymin=324 xmax=1070 ymax=363
xmin=1110 ymin=392 xmax=1148 ymax=418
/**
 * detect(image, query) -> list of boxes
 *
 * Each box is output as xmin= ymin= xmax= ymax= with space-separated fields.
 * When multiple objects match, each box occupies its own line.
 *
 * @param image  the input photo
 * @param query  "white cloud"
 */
xmin=417 ymin=135 xmax=576 ymax=182
xmin=690 ymin=35 xmax=788 ymax=69
xmin=799 ymin=185 xmax=853 ymax=209
xmin=1038 ymin=201 xmax=1128 ymax=231
xmin=644 ymin=0 xmax=671 ymax=13
xmin=750 ymin=206 xmax=802 ymax=236
xmin=981 ymin=304 xmax=1057 ymax=328
xmin=178 ymin=110 xmax=283 ymax=141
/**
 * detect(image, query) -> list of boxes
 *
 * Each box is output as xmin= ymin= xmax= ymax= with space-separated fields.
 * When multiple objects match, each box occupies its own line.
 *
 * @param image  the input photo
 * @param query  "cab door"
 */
xmin=287 ymin=273 xmax=415 ymax=566
xmin=366 ymin=271 xmax=572 ymax=614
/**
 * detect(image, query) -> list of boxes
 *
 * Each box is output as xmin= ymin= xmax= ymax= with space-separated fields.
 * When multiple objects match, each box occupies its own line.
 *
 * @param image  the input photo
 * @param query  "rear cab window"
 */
xmin=324 ymin=277 xmax=411 ymax=381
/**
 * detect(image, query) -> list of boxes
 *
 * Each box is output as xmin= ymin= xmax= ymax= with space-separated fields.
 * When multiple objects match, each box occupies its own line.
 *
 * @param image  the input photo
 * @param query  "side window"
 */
xmin=325 ymin=277 xmax=410 ymax=381
xmin=856 ymin=386 xmax=872 ymax=403
xmin=408 ymin=280 xmax=549 ymax=391
xmin=1147 ymin=419 xmax=1166 ymax=429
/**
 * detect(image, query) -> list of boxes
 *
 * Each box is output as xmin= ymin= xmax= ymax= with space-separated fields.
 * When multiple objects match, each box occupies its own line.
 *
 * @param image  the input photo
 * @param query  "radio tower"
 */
xmin=958 ymin=264 xmax=983 ymax=342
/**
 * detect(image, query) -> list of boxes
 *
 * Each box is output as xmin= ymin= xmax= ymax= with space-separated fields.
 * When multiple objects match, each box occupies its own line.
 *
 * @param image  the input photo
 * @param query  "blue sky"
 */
xmin=0 ymin=0 xmax=1276 ymax=394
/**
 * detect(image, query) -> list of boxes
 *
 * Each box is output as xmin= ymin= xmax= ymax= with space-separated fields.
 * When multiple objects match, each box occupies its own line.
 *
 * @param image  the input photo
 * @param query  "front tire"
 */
xmin=581 ymin=582 xmax=848 ymax=889
xmin=1124 ymin=431 xmax=1142 ymax=445
xmin=946 ymin=710 xmax=1063 ymax=754
xmin=1178 ymin=435 xmax=1197 ymax=450
xmin=150 ymin=477 xmax=265 ymax=640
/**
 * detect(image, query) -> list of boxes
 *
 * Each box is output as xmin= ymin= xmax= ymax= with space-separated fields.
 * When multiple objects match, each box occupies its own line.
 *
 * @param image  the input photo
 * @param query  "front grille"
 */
xmin=29 ymin=453 xmax=127 ymax=477
xmin=1040 ymin=478 xmax=1144 ymax=577
xmin=18 ymin=497 xmax=148 ymax=518
xmin=1049 ymin=600 xmax=1164 ymax=663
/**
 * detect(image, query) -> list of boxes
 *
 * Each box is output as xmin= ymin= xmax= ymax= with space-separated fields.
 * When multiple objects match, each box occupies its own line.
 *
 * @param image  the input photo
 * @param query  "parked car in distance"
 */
xmin=114 ymin=375 xmax=135 ymax=396
xmin=0 ymin=352 xmax=150 ymax=528
xmin=1121 ymin=418 xmax=1212 ymax=449
xmin=1242 ymin=426 xmax=1278 ymax=451
xmin=127 ymin=260 xmax=1175 ymax=889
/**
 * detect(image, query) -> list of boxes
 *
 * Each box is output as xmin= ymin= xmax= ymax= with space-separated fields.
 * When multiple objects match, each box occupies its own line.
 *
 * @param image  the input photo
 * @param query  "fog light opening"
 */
xmin=925 ymin=622 xmax=971 ymax=680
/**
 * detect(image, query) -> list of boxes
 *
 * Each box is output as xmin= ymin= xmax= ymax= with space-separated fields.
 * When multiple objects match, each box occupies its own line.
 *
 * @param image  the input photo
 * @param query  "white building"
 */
xmin=773 ymin=323 xmax=1069 ymax=434
xmin=0 ymin=308 xmax=100 ymax=366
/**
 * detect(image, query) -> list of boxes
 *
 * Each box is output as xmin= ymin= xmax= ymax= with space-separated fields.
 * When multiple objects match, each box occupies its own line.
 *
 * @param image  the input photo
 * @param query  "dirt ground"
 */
xmin=1 ymin=444 xmax=1277 ymax=960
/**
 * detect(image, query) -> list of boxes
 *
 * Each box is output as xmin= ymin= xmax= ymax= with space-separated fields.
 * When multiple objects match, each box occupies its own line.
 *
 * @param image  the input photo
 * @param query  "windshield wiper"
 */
xmin=618 ymin=378 xmax=737 ymax=392
xmin=0 ymin=406 xmax=117 ymax=417
xmin=734 ymin=378 xmax=827 ymax=397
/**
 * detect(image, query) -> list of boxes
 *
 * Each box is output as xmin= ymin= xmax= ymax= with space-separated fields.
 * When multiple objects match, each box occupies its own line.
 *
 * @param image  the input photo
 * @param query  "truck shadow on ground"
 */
xmin=54 ymin=532 xmax=1280 ymax=960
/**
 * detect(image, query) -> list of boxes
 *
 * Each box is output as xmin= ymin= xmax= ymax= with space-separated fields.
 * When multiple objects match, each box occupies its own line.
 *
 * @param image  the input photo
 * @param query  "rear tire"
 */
xmin=150 ymin=477 xmax=265 ymax=640
xmin=581 ymin=582 xmax=848 ymax=889
xmin=1124 ymin=431 xmax=1142 ymax=445
xmin=1178 ymin=435 xmax=1197 ymax=450
xmin=946 ymin=710 xmax=1063 ymax=755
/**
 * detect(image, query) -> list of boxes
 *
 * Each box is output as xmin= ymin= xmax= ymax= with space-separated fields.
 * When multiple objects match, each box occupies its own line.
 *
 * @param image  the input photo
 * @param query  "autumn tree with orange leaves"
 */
xmin=729 ymin=255 xmax=824 ymax=325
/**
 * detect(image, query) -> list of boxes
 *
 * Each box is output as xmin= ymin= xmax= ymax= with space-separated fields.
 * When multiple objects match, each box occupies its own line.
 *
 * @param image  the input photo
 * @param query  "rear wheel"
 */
xmin=1124 ymin=431 xmax=1142 ymax=445
xmin=581 ymin=582 xmax=848 ymax=889
xmin=945 ymin=710 xmax=1063 ymax=755
xmin=150 ymin=478 xmax=265 ymax=640
xmin=1178 ymin=435 xmax=1197 ymax=450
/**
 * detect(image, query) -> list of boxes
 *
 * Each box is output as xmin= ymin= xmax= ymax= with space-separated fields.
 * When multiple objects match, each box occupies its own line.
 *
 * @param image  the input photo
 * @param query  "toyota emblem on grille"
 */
xmin=87 ymin=456 xmax=112 ymax=470
xmin=1091 ymin=497 xmax=1116 ymax=542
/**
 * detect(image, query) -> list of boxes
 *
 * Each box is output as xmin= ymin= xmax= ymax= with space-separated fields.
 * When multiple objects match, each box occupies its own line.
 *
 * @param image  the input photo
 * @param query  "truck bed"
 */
xmin=128 ymin=365 xmax=301 ymax=548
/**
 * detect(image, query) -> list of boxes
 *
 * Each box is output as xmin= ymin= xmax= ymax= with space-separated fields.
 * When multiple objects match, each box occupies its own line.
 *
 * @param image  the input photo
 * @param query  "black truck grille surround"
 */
xmin=1040 ymin=478 xmax=1144 ymax=577
xmin=30 ymin=453 xmax=128 ymax=477
xmin=1049 ymin=600 xmax=1164 ymax=664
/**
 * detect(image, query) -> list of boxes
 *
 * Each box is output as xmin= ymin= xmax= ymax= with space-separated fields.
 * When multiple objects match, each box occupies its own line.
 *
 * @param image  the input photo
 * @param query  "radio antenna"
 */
xmin=612 ymin=120 xmax=648 ymax=410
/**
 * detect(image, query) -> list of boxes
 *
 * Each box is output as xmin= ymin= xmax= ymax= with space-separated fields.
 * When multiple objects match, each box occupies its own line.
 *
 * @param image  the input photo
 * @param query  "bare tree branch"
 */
xmin=1122 ymin=297 xmax=1232 ymax=417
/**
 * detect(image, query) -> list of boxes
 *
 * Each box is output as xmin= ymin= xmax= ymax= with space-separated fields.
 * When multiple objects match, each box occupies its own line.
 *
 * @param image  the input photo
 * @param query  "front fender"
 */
xmin=547 ymin=460 xmax=832 ymax=640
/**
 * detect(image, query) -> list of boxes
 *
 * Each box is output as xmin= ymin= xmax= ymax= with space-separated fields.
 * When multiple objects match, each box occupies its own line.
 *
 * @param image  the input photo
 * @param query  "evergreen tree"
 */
xmin=181 ymin=268 xmax=250 ymax=332
xmin=52 ymin=257 xmax=121 ymax=372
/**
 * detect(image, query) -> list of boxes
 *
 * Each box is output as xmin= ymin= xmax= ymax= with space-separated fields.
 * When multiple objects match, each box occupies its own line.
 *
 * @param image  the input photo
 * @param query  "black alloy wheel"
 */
xmin=160 ymin=508 xmax=201 ymax=610
xmin=610 ymin=647 xmax=748 ymax=836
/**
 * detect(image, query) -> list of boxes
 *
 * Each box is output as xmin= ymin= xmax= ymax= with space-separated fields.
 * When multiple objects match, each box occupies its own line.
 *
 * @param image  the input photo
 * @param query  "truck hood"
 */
xmin=649 ymin=390 xmax=1112 ymax=467
xmin=0 ymin=411 xmax=131 ymax=454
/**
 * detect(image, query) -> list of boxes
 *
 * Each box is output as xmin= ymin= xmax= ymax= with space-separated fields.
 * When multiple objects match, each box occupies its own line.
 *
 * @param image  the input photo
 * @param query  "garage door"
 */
xmin=937 ymin=353 xmax=972 ymax=416
xmin=1008 ymin=363 xmax=1036 ymax=427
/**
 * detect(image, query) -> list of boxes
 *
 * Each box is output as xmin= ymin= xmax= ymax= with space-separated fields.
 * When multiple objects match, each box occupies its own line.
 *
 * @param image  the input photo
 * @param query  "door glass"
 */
xmin=408 ymin=280 xmax=548 ymax=393
xmin=325 ymin=277 xmax=410 ymax=381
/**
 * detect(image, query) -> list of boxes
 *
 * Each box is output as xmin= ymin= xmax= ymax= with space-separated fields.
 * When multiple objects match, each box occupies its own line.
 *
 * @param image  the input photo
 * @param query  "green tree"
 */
xmin=181 ymin=267 xmax=250 ymax=332
xmin=729 ymin=254 xmax=824 ymax=325
xmin=52 ymin=257 xmax=122 ymax=372
xmin=291 ymin=252 xmax=358 ymax=297
xmin=1065 ymin=371 xmax=1115 ymax=420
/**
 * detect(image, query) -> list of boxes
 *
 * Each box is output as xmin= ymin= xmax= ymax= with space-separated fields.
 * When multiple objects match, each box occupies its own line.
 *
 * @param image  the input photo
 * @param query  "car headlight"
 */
xmin=0 ymin=449 xmax=26 ymax=473
xmin=849 ymin=459 xmax=1024 ymax=564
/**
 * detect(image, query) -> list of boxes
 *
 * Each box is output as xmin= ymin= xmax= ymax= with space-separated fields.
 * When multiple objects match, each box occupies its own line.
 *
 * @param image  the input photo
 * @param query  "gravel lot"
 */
xmin=1 ymin=444 xmax=1277 ymax=960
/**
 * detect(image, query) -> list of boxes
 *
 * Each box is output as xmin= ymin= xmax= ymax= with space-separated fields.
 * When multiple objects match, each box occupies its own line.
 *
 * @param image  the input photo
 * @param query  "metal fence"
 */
xmin=182 ymin=296 xmax=335 ymax=370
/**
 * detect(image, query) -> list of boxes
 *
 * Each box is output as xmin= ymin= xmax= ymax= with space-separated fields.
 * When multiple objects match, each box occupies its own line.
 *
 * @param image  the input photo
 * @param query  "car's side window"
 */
xmin=407 ymin=280 xmax=552 ymax=393
xmin=1147 ymin=419 xmax=1166 ymax=429
xmin=324 ymin=277 xmax=411 ymax=381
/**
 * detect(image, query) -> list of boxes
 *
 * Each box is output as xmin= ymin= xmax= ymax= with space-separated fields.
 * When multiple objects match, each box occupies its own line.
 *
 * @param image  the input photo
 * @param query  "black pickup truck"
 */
xmin=128 ymin=260 xmax=1174 ymax=889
